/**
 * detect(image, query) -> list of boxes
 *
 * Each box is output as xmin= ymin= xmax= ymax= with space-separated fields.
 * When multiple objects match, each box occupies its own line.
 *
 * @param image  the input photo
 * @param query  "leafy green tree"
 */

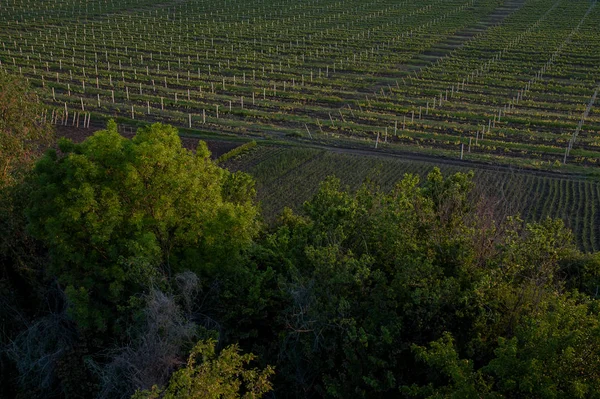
xmin=241 ymin=168 xmax=600 ymax=399
xmin=0 ymin=70 xmax=53 ymax=189
xmin=26 ymin=121 xmax=258 ymax=332
xmin=258 ymin=170 xmax=483 ymax=397
xmin=0 ymin=71 xmax=54 ymax=398
xmin=558 ymin=251 xmax=600 ymax=296
xmin=403 ymin=332 xmax=498 ymax=399
xmin=0 ymin=70 xmax=53 ymax=309
xmin=484 ymin=293 xmax=600 ymax=398
xmin=406 ymin=293 xmax=600 ymax=399
xmin=131 ymin=339 xmax=274 ymax=399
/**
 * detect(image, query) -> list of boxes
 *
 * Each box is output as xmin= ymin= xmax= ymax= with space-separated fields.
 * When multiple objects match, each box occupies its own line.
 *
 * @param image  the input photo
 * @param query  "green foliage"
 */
xmin=484 ymin=293 xmax=600 ymax=398
xmin=229 ymin=145 xmax=600 ymax=252
xmin=258 ymin=169 xmax=482 ymax=397
xmin=558 ymin=252 xmax=600 ymax=296
xmin=408 ymin=294 xmax=600 ymax=399
xmin=4 ymin=114 xmax=600 ymax=398
xmin=404 ymin=333 xmax=498 ymax=399
xmin=216 ymin=141 xmax=257 ymax=164
xmin=0 ymin=72 xmax=54 ymax=398
xmin=246 ymin=167 xmax=600 ymax=398
xmin=26 ymin=121 xmax=258 ymax=332
xmin=0 ymin=71 xmax=52 ymax=342
xmin=0 ymin=70 xmax=53 ymax=189
xmin=131 ymin=339 xmax=274 ymax=399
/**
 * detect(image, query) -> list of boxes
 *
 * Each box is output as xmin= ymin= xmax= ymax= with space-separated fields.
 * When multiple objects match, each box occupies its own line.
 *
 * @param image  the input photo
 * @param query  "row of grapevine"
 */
xmin=226 ymin=145 xmax=600 ymax=251
xmin=1 ymin=0 xmax=598 ymax=170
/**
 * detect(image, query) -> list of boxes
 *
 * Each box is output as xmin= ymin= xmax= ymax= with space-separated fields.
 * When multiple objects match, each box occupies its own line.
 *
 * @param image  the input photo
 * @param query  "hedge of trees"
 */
xmin=2 ymin=71 xmax=600 ymax=398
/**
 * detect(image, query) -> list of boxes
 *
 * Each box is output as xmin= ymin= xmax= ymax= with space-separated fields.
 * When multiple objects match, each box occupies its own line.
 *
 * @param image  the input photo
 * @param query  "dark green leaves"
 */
xmin=27 ymin=121 xmax=258 ymax=332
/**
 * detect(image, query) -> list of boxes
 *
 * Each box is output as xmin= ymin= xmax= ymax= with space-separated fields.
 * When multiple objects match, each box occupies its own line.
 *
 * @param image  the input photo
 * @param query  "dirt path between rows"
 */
xmin=295 ymin=141 xmax=598 ymax=181
xmin=55 ymin=121 xmax=598 ymax=182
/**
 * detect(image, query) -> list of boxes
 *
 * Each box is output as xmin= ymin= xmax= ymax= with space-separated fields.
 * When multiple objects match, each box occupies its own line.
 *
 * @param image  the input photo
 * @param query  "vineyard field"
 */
xmin=4 ymin=1 xmax=600 ymax=395
xmin=0 ymin=0 xmax=599 ymax=170
xmin=226 ymin=144 xmax=600 ymax=252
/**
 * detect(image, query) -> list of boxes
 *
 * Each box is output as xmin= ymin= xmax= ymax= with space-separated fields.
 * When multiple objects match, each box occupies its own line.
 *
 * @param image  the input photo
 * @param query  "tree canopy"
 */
xmin=0 ymin=70 xmax=53 ymax=189
xmin=235 ymin=171 xmax=600 ymax=398
xmin=2 ymin=114 xmax=600 ymax=399
xmin=132 ymin=339 xmax=274 ymax=399
xmin=26 ymin=121 xmax=258 ymax=332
